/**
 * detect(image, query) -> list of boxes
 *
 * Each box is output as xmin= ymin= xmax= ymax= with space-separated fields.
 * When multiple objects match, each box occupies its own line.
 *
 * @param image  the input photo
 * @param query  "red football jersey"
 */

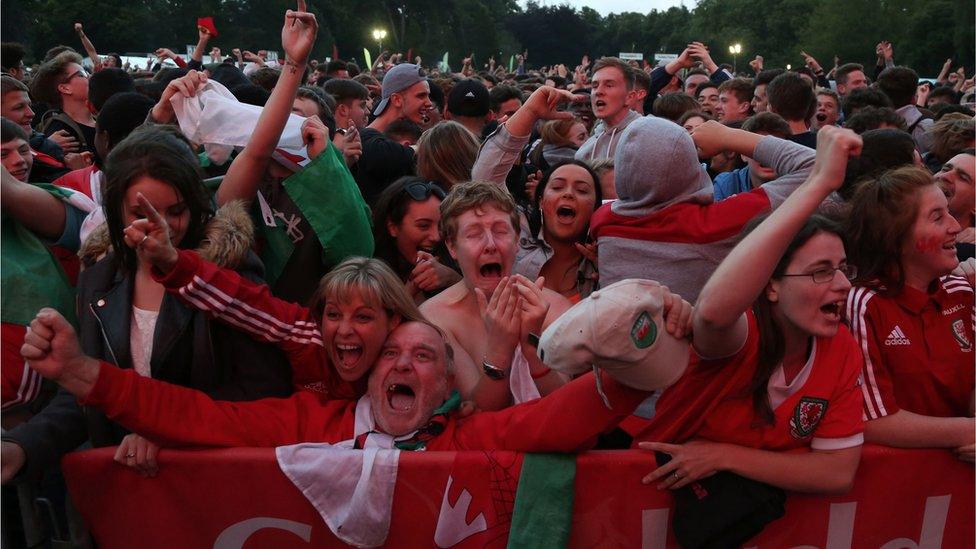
xmin=632 ymin=311 xmax=864 ymax=452
xmin=847 ymin=275 xmax=974 ymax=419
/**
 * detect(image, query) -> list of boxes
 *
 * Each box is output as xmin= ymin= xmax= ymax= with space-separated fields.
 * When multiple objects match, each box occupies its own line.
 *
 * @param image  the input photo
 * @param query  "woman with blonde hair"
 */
xmin=130 ymin=194 xmax=425 ymax=399
xmin=416 ymin=121 xmax=479 ymax=190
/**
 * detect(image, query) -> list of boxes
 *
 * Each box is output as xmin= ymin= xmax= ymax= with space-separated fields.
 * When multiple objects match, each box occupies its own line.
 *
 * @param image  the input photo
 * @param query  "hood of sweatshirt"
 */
xmin=575 ymin=109 xmax=641 ymax=161
xmin=611 ymin=116 xmax=714 ymax=217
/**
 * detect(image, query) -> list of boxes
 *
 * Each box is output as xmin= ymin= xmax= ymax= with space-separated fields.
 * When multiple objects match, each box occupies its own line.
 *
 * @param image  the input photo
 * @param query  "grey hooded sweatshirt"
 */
xmin=574 ymin=109 xmax=642 ymax=161
xmin=590 ymin=116 xmax=816 ymax=303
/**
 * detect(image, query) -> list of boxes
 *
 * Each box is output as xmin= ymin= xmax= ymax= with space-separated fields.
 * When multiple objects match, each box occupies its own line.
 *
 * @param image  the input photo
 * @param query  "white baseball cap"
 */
xmin=538 ymin=279 xmax=689 ymax=391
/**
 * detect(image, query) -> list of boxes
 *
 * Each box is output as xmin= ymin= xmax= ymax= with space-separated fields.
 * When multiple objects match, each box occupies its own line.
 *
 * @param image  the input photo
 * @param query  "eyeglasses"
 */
xmin=403 ymin=181 xmax=446 ymax=201
xmin=61 ymin=69 xmax=89 ymax=84
xmin=781 ymin=264 xmax=858 ymax=284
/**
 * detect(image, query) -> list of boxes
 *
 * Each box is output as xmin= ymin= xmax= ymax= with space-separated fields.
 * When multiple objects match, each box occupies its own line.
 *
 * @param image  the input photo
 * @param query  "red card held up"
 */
xmin=197 ymin=17 xmax=218 ymax=37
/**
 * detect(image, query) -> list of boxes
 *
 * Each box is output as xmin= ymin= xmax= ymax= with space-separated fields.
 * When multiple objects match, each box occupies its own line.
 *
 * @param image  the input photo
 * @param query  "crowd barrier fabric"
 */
xmin=62 ymin=445 xmax=974 ymax=548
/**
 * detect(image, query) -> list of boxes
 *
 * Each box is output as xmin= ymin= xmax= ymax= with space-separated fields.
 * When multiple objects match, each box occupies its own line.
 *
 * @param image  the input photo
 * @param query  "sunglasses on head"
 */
xmin=61 ymin=69 xmax=89 ymax=84
xmin=403 ymin=181 xmax=446 ymax=201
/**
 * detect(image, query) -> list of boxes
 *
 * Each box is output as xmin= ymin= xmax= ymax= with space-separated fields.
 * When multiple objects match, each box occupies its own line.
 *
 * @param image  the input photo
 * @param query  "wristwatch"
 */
xmin=482 ymin=359 xmax=507 ymax=380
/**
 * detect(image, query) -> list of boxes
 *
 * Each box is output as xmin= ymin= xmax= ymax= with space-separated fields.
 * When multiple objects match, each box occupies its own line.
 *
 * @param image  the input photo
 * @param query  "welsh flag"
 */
xmin=2 ymin=183 xmax=93 ymax=409
xmin=1 ymin=183 xmax=92 ymax=327
xmin=276 ymin=448 xmax=575 ymax=548
xmin=256 ymin=142 xmax=374 ymax=285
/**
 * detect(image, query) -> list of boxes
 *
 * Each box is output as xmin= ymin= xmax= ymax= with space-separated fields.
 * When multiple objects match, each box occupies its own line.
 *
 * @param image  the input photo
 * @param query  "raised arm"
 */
xmin=19 ymin=309 xmax=322 ymax=448
xmin=691 ymin=120 xmax=816 ymax=205
xmin=74 ymin=23 xmax=103 ymax=72
xmin=691 ymin=126 xmax=861 ymax=358
xmin=1 ymin=168 xmax=67 ymax=240
xmin=470 ymin=86 xmax=582 ymax=185
xmin=188 ymin=26 xmax=212 ymax=70
xmin=154 ymin=48 xmax=188 ymax=69
xmin=936 ymin=58 xmax=953 ymax=85
xmin=217 ymin=1 xmax=317 ymax=206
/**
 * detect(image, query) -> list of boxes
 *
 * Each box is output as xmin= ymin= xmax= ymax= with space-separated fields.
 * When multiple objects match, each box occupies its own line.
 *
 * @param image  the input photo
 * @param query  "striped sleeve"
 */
xmin=942 ymin=274 xmax=974 ymax=292
xmin=2 ymin=362 xmax=42 ymax=411
xmin=942 ymin=274 xmax=974 ymax=329
xmin=1 ymin=324 xmax=42 ymax=411
xmin=846 ymin=287 xmax=898 ymax=420
xmin=153 ymin=250 xmax=324 ymax=357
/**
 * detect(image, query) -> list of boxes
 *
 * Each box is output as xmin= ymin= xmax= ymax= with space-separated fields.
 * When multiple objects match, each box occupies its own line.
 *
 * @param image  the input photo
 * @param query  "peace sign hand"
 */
xmin=122 ymin=193 xmax=179 ymax=273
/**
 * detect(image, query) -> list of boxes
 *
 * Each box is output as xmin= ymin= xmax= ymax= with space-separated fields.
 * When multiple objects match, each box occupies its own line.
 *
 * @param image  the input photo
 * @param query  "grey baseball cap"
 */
xmin=373 ymin=63 xmax=427 ymax=117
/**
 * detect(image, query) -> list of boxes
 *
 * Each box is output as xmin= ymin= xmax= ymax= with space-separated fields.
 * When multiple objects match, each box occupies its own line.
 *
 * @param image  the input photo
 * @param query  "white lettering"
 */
xmin=942 ymin=304 xmax=964 ymax=315
xmin=879 ymin=495 xmax=950 ymax=549
xmin=790 ymin=501 xmax=856 ymax=549
xmin=641 ymin=508 xmax=669 ymax=549
xmin=213 ymin=517 xmax=312 ymax=549
xmin=825 ymin=501 xmax=857 ymax=549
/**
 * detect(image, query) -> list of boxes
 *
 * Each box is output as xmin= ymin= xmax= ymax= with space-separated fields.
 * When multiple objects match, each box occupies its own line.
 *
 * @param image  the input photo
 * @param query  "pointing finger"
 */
xmin=136 ymin=193 xmax=166 ymax=225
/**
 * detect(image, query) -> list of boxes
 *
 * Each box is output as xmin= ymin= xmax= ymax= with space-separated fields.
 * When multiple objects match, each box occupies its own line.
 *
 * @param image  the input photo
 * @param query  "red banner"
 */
xmin=62 ymin=445 xmax=973 ymax=548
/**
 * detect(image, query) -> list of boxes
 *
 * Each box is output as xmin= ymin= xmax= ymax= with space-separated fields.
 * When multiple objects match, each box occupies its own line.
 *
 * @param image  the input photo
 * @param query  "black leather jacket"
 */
xmin=4 ymin=252 xmax=293 ymax=480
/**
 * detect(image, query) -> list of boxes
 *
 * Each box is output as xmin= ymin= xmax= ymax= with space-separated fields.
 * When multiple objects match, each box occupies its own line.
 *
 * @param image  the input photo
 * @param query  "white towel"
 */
xmin=78 ymin=169 xmax=104 ymax=246
xmin=169 ymin=79 xmax=310 ymax=168
xmin=509 ymin=344 xmax=541 ymax=404
xmin=276 ymin=443 xmax=400 ymax=548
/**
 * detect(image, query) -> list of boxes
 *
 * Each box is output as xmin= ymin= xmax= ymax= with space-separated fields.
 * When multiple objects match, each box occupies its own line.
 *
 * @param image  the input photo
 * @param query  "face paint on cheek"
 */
xmin=914 ymin=235 xmax=943 ymax=254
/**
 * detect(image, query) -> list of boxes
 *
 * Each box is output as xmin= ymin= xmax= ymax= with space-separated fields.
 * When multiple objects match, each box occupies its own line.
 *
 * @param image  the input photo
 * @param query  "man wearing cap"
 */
xmin=17 ymin=299 xmax=688 ymax=454
xmin=445 ymin=78 xmax=492 ymax=139
xmin=355 ymin=63 xmax=433 ymax=204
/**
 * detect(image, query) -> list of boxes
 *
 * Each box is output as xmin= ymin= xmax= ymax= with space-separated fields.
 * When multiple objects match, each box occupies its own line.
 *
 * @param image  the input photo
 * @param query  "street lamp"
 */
xmin=728 ymin=43 xmax=742 ymax=73
xmin=372 ymin=29 xmax=387 ymax=52
xmin=786 ymin=64 xmax=792 ymax=70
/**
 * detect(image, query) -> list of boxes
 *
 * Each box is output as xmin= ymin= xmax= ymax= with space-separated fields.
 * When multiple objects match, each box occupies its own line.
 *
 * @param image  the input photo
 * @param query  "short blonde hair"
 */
xmin=310 ymin=256 xmax=425 ymax=324
xmin=928 ymin=116 xmax=975 ymax=164
xmin=417 ymin=121 xmax=480 ymax=190
xmin=438 ymin=180 xmax=520 ymax=243
xmin=539 ymin=119 xmax=579 ymax=148
xmin=587 ymin=157 xmax=614 ymax=177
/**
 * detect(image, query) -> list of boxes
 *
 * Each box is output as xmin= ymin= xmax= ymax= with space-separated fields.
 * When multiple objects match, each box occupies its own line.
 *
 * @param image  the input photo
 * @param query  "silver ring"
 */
xmin=672 ymin=470 xmax=681 ymax=479
xmin=139 ymin=235 xmax=149 ymax=246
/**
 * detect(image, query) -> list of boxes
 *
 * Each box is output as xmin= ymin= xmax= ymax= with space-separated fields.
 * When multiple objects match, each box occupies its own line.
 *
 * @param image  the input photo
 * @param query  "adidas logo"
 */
xmin=884 ymin=326 xmax=912 ymax=346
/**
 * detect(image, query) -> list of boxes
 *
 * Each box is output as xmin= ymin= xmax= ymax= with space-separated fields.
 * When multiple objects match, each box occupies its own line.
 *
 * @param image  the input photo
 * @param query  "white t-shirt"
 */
xmin=129 ymin=306 xmax=159 ymax=378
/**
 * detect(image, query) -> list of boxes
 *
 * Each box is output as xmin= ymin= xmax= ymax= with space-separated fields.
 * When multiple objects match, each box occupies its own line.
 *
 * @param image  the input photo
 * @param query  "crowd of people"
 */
xmin=0 ymin=1 xmax=973 ymax=545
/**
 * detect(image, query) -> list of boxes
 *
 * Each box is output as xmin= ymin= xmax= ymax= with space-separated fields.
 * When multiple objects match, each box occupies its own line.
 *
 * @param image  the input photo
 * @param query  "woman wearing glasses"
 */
xmin=372 ymin=176 xmax=461 ymax=304
xmin=845 ymin=166 xmax=975 ymax=462
xmin=635 ymin=127 xmax=866 ymax=495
